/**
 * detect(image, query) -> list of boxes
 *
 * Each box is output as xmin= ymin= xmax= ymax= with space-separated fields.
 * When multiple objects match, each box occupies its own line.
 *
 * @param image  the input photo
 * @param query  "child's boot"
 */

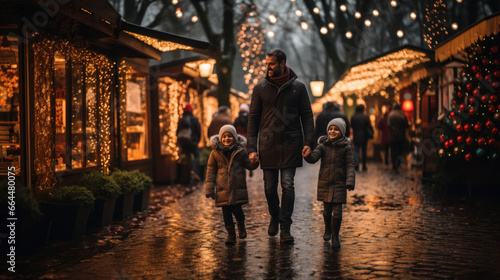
xmin=237 ymin=221 xmax=247 ymax=239
xmin=331 ymin=218 xmax=342 ymax=248
xmin=225 ymin=224 xmax=236 ymax=244
xmin=323 ymin=214 xmax=332 ymax=241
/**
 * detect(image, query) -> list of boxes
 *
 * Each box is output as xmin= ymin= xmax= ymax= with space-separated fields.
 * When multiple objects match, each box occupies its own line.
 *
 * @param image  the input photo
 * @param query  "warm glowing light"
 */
xmin=328 ymin=22 xmax=335 ymax=29
xmin=391 ymin=0 xmax=398 ymax=7
xmin=340 ymin=5 xmax=347 ymax=12
xmin=301 ymin=22 xmax=309 ymax=30
xmin=451 ymin=23 xmax=458 ymax=30
xmin=320 ymin=27 xmax=328 ymax=34
xmin=397 ymin=30 xmax=404 ymax=37
xmin=373 ymin=9 xmax=379 ymax=16
xmin=355 ymin=12 xmax=361 ymax=19
xmin=199 ymin=63 xmax=213 ymax=78
xmin=191 ymin=16 xmax=198 ymax=22
xmin=269 ymin=15 xmax=277 ymax=24
xmin=310 ymin=81 xmax=324 ymax=97
xmin=172 ymin=0 xmax=178 ymax=4
xmin=410 ymin=12 xmax=417 ymax=20
xmin=346 ymin=97 xmax=354 ymax=106
xmin=364 ymin=19 xmax=371 ymax=27
xmin=456 ymin=0 xmax=463 ymax=2
xmin=175 ymin=8 xmax=182 ymax=18
xmin=346 ymin=31 xmax=353 ymax=39
xmin=402 ymin=100 xmax=414 ymax=111
xmin=295 ymin=10 xmax=302 ymax=17
xmin=267 ymin=31 xmax=275 ymax=37
xmin=313 ymin=7 xmax=320 ymax=14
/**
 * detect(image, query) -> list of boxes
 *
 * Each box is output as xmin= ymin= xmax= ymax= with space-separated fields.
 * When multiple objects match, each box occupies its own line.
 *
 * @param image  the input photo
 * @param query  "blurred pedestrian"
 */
xmin=233 ymin=103 xmax=249 ymax=137
xmin=377 ymin=106 xmax=391 ymax=169
xmin=247 ymin=48 xmax=314 ymax=243
xmin=176 ymin=104 xmax=202 ymax=181
xmin=207 ymin=106 xmax=232 ymax=139
xmin=350 ymin=104 xmax=374 ymax=171
xmin=388 ymin=102 xmax=409 ymax=173
xmin=314 ymin=101 xmax=351 ymax=146
xmin=205 ymin=125 xmax=259 ymax=244
xmin=305 ymin=118 xmax=355 ymax=248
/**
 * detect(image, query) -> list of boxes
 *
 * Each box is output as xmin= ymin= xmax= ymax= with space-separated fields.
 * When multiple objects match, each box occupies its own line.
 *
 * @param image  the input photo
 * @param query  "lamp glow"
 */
xmin=199 ymin=63 xmax=213 ymax=78
xmin=310 ymin=80 xmax=324 ymax=97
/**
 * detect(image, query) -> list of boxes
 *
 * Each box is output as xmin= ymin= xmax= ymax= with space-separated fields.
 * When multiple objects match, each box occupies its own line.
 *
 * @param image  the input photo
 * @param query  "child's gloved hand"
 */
xmin=346 ymin=185 xmax=354 ymax=191
xmin=206 ymin=193 xmax=216 ymax=199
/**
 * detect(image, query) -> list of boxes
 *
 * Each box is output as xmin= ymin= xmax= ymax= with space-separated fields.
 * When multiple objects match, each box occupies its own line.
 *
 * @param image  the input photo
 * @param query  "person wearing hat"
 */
xmin=304 ymin=118 xmax=356 ymax=248
xmin=233 ymin=103 xmax=250 ymax=137
xmin=205 ymin=125 xmax=259 ymax=244
xmin=176 ymin=104 xmax=202 ymax=182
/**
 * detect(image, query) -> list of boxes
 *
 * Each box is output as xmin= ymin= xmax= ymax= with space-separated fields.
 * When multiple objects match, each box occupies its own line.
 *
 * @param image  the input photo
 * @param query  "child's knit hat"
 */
xmin=327 ymin=118 xmax=346 ymax=136
xmin=219 ymin=124 xmax=238 ymax=140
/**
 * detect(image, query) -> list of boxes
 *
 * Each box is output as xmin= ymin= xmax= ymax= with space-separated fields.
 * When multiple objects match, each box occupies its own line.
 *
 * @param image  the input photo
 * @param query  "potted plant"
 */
xmin=111 ymin=169 xmax=141 ymax=219
xmin=132 ymin=170 xmax=153 ymax=212
xmin=40 ymin=185 xmax=95 ymax=240
xmin=81 ymin=171 xmax=121 ymax=227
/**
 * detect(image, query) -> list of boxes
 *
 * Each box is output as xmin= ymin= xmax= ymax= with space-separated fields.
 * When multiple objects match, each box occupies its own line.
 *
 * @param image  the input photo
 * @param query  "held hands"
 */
xmin=206 ymin=193 xmax=215 ymax=199
xmin=302 ymin=146 xmax=311 ymax=157
xmin=346 ymin=185 xmax=354 ymax=191
xmin=249 ymin=152 xmax=259 ymax=164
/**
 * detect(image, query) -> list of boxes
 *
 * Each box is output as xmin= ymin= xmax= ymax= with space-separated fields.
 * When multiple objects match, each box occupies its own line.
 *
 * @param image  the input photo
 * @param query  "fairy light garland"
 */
xmin=124 ymin=31 xmax=194 ymax=52
xmin=237 ymin=20 xmax=266 ymax=94
xmin=118 ymin=61 xmax=130 ymax=161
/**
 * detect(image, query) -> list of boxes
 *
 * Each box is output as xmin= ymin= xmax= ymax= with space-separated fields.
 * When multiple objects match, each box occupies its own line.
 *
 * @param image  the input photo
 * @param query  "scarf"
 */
xmin=270 ymin=66 xmax=290 ymax=87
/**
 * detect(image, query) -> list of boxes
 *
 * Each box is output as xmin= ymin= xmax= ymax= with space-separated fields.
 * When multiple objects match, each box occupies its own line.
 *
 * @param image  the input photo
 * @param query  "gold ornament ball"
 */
xmin=438 ymin=149 xmax=444 ymax=157
xmin=453 ymin=147 xmax=459 ymax=154
xmin=494 ymin=112 xmax=500 ymax=122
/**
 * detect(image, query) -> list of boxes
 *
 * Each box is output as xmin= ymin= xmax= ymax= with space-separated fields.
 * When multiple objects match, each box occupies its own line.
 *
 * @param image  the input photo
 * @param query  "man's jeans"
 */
xmin=263 ymin=168 xmax=296 ymax=227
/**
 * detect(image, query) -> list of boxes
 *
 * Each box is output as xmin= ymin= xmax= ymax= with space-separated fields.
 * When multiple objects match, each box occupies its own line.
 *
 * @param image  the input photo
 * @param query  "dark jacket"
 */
xmin=233 ymin=111 xmax=249 ymax=137
xmin=377 ymin=113 xmax=390 ymax=145
xmin=350 ymin=112 xmax=374 ymax=145
xmin=247 ymin=68 xmax=314 ymax=169
xmin=305 ymin=136 xmax=356 ymax=204
xmin=315 ymin=109 xmax=351 ymax=142
xmin=207 ymin=112 xmax=232 ymax=139
xmin=205 ymin=135 xmax=258 ymax=207
xmin=388 ymin=108 xmax=409 ymax=143
xmin=176 ymin=111 xmax=201 ymax=146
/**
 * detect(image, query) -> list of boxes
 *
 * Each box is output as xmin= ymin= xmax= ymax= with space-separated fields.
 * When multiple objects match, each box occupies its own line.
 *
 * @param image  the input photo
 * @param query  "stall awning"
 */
xmin=313 ymin=46 xmax=433 ymax=112
xmin=435 ymin=13 xmax=500 ymax=62
xmin=121 ymin=21 xmax=213 ymax=56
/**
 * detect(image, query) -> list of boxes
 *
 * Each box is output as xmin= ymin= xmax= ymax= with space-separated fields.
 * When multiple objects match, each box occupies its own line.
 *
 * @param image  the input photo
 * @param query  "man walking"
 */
xmin=247 ymin=49 xmax=315 ymax=243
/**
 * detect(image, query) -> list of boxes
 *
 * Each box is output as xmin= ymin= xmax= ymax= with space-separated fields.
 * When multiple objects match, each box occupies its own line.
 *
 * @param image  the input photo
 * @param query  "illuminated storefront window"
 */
xmin=54 ymin=53 xmax=67 ymax=171
xmin=0 ymin=35 xmax=20 ymax=175
xmin=123 ymin=69 xmax=149 ymax=160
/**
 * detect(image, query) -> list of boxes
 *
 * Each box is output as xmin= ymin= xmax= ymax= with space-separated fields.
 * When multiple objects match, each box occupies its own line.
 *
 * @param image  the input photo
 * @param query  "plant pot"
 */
xmin=88 ymin=197 xmax=116 ymax=227
xmin=113 ymin=193 xmax=134 ymax=220
xmin=39 ymin=202 xmax=91 ymax=240
xmin=133 ymin=185 xmax=151 ymax=212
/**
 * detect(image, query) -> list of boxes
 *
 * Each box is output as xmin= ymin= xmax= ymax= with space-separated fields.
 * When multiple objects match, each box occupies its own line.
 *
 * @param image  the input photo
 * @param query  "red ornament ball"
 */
xmin=466 ymin=137 xmax=473 ymax=145
xmin=444 ymin=141 xmax=449 ymax=149
xmin=491 ymin=95 xmax=498 ymax=103
xmin=481 ymin=95 xmax=489 ymax=103
xmin=474 ymin=123 xmax=482 ymax=131
xmin=489 ymin=138 xmax=496 ymax=145
xmin=492 ymin=45 xmax=499 ymax=53
xmin=448 ymin=139 xmax=454 ymax=147
xmin=473 ymin=89 xmax=480 ymax=96
xmin=486 ymin=120 xmax=494 ymax=129
xmin=469 ymin=97 xmax=475 ymax=104
xmin=459 ymin=104 xmax=466 ymax=111
xmin=469 ymin=108 xmax=476 ymax=116
xmin=457 ymin=91 xmax=464 ymax=98
xmin=493 ymin=127 xmax=499 ymax=134
xmin=482 ymin=58 xmax=489 ymax=65
xmin=493 ymin=82 xmax=500 ymax=88
xmin=494 ymin=70 xmax=500 ymax=78
xmin=466 ymin=83 xmax=473 ymax=91
xmin=456 ymin=124 xmax=463 ymax=132
xmin=449 ymin=111 xmax=455 ymax=118
xmin=472 ymin=64 xmax=480 ymax=72
xmin=475 ymin=72 xmax=483 ymax=80
xmin=465 ymin=153 xmax=472 ymax=161
xmin=490 ymin=105 xmax=497 ymax=112
xmin=464 ymin=123 xmax=471 ymax=132
xmin=485 ymin=75 xmax=492 ymax=82
xmin=478 ymin=138 xmax=486 ymax=146
xmin=457 ymin=135 xmax=463 ymax=143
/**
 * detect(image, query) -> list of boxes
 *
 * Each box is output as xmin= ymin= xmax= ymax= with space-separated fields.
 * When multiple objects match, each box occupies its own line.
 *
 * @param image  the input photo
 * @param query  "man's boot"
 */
xmin=225 ymin=224 xmax=236 ymax=244
xmin=331 ymin=218 xmax=342 ymax=249
xmin=323 ymin=214 xmax=332 ymax=241
xmin=280 ymin=224 xmax=294 ymax=243
xmin=237 ymin=221 xmax=247 ymax=239
xmin=268 ymin=217 xmax=279 ymax=236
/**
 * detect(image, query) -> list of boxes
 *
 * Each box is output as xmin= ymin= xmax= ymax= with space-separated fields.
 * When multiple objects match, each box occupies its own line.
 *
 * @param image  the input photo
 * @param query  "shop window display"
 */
xmin=0 ymin=35 xmax=20 ymax=175
xmin=124 ymin=71 xmax=149 ymax=161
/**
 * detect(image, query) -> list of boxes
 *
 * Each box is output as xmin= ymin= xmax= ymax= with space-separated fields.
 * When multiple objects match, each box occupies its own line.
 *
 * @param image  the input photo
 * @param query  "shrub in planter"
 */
xmin=112 ymin=169 xmax=141 ymax=219
xmin=81 ymin=171 xmax=121 ymax=227
xmin=131 ymin=170 xmax=153 ymax=211
xmin=41 ymin=185 xmax=95 ymax=240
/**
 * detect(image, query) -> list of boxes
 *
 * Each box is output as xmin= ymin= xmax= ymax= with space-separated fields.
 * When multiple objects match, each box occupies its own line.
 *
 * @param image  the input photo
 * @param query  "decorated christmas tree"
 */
xmin=439 ymin=35 xmax=500 ymax=165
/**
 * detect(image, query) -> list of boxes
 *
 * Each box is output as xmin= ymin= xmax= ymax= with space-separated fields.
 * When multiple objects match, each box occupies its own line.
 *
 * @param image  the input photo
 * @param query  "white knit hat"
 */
xmin=327 ymin=118 xmax=346 ymax=136
xmin=240 ymin=103 xmax=250 ymax=112
xmin=219 ymin=124 xmax=238 ymax=140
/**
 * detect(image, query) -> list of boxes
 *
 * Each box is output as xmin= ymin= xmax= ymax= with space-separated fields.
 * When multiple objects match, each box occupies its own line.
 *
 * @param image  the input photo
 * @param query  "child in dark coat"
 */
xmin=205 ymin=125 xmax=259 ymax=244
xmin=305 ymin=118 xmax=356 ymax=248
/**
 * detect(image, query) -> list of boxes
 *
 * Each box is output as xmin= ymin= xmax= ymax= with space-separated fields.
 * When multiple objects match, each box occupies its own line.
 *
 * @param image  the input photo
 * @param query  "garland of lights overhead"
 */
xmin=33 ymin=35 xmax=114 ymax=193
xmin=118 ymin=61 xmax=130 ymax=161
xmin=423 ymin=0 xmax=449 ymax=49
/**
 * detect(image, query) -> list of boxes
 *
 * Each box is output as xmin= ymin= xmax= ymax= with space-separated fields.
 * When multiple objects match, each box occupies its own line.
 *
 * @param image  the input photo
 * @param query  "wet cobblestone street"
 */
xmin=4 ymin=161 xmax=500 ymax=279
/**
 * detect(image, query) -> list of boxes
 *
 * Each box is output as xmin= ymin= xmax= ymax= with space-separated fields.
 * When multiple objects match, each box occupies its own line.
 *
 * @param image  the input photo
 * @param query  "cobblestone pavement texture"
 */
xmin=3 ymin=161 xmax=500 ymax=279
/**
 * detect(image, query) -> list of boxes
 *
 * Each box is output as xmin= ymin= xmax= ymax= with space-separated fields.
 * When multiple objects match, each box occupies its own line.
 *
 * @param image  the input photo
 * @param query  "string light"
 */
xmin=175 ymin=8 xmax=183 ymax=18
xmin=451 ymin=22 xmax=458 ymax=30
xmin=172 ymin=0 xmax=178 ymax=4
xmin=267 ymin=31 xmax=275 ymax=37
xmin=355 ymin=12 xmax=361 ymax=19
xmin=364 ymin=19 xmax=372 ymax=27
xmin=397 ymin=30 xmax=404 ymax=37
xmin=346 ymin=31 xmax=353 ymax=39
xmin=313 ymin=7 xmax=320 ymax=14
xmin=410 ymin=12 xmax=417 ymax=20
xmin=320 ymin=27 xmax=328 ymax=34
xmin=237 ymin=21 xmax=266 ymax=95
xmin=328 ymin=22 xmax=335 ymax=29
xmin=295 ymin=10 xmax=302 ymax=17
xmin=125 ymin=31 xmax=193 ymax=52
xmin=301 ymin=21 xmax=309 ymax=30
xmin=391 ymin=0 xmax=398 ymax=7
xmin=269 ymin=14 xmax=277 ymax=24
xmin=373 ymin=9 xmax=379 ymax=16
xmin=340 ymin=5 xmax=347 ymax=12
xmin=191 ymin=16 xmax=198 ymax=22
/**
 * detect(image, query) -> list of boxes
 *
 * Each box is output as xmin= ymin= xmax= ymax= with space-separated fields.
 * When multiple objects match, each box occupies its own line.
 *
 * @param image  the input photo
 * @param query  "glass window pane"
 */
xmin=54 ymin=53 xmax=67 ymax=171
xmin=85 ymin=63 xmax=98 ymax=167
xmin=0 ymin=35 xmax=21 ymax=175
xmin=71 ymin=63 xmax=83 ymax=169
xmin=125 ymin=71 xmax=149 ymax=160
xmin=158 ymin=81 xmax=169 ymax=155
